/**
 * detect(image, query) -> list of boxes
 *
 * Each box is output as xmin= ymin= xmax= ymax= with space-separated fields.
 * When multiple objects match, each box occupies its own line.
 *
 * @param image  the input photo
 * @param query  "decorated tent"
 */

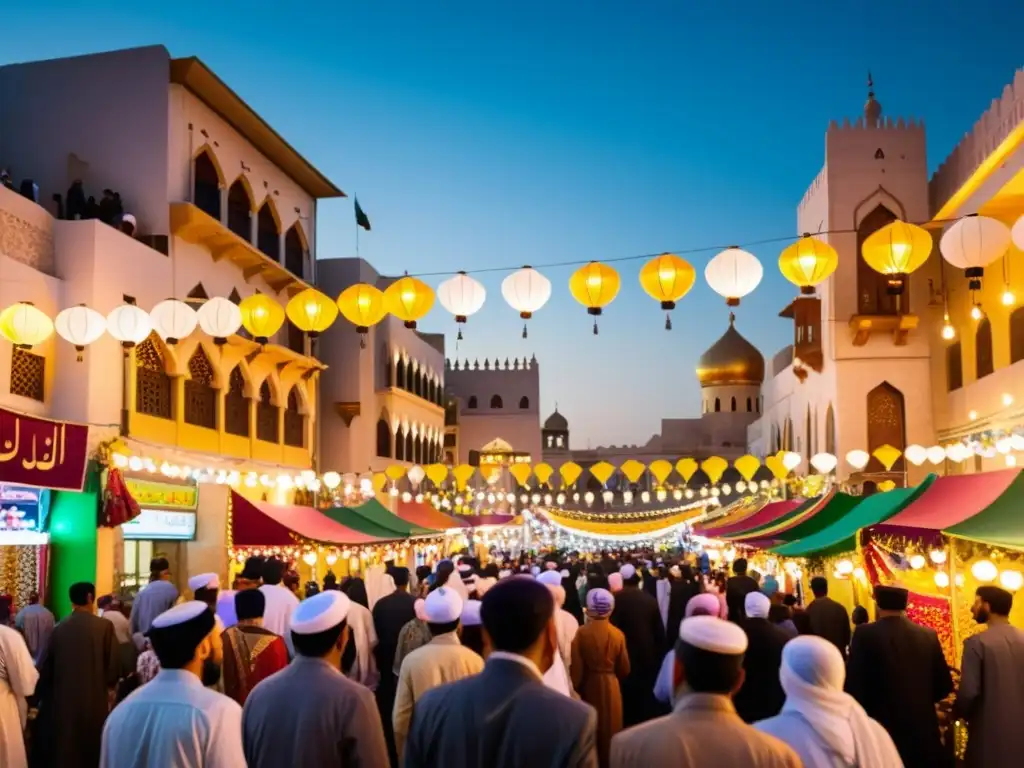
xmin=697 ymin=498 xmax=802 ymax=539
xmin=230 ymin=491 xmax=398 ymax=547
xmin=736 ymin=492 xmax=862 ymax=549
xmin=715 ymin=491 xmax=836 ymax=542
xmin=941 ymin=469 xmax=1024 ymax=550
xmin=693 ymin=494 xmax=776 ymax=535
xmin=396 ymin=499 xmax=471 ymax=530
xmin=466 ymin=513 xmax=518 ymax=528
xmin=325 ymin=497 xmax=436 ymax=538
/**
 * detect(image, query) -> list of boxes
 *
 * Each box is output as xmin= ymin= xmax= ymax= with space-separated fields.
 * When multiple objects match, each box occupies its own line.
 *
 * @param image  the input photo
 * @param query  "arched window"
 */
xmin=284 ymin=225 xmax=305 ymax=278
xmin=404 ymin=430 xmax=414 ymax=461
xmin=376 ymin=416 xmax=392 ymax=458
xmin=193 ymin=150 xmax=221 ymax=220
xmin=395 ymin=427 xmax=406 ymax=461
xmin=257 ymin=202 xmax=280 ymax=261
xmin=783 ymin=418 xmax=793 ymax=451
xmin=714 ymin=397 xmax=721 ymax=412
xmin=947 ymin=341 xmax=963 ymax=391
xmin=225 ymin=366 xmax=249 ymax=437
xmin=427 ymin=378 xmax=435 ymax=403
xmin=283 ymin=387 xmax=305 ymax=448
xmin=856 ymin=204 xmax=900 ymax=315
xmin=415 ymin=435 xmax=424 ymax=464
xmin=395 ymin=358 xmax=406 ymax=390
xmin=825 ymin=404 xmax=836 ymax=455
xmin=226 ymin=179 xmax=252 ymax=240
xmin=256 ymin=381 xmax=278 ymax=442
xmin=415 ymin=369 xmax=424 ymax=398
xmin=519 ymin=396 xmax=530 ymax=409
xmin=756 ymin=397 xmax=761 ymax=414
xmin=135 ymin=333 xmax=172 ymax=419
xmin=866 ymin=382 xmax=906 ymax=475
xmin=382 ymin=348 xmax=393 ymax=387
xmin=1012 ymin=307 xmax=1024 ymax=364
xmin=445 ymin=451 xmax=455 ymax=465
xmin=490 ymin=394 xmax=503 ymax=409
xmin=746 ymin=397 xmax=752 ymax=412
xmin=467 ymin=396 xmax=478 ymax=409
xmin=730 ymin=396 xmax=737 ymax=412
xmin=184 ymin=346 xmax=217 ymax=429
xmin=976 ymin=318 xmax=994 ymax=379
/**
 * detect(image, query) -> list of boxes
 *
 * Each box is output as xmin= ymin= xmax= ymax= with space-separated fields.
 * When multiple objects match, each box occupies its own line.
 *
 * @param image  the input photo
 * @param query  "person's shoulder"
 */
xmin=523 ymin=682 xmax=594 ymax=721
xmin=743 ymin=720 xmax=801 ymax=758
xmin=198 ymin=687 xmax=244 ymax=719
xmin=611 ymin=712 xmax=671 ymax=747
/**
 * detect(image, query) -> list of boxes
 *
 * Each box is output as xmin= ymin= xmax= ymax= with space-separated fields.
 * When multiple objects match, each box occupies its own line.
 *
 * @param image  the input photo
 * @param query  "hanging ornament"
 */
xmin=501 ymin=265 xmax=551 ymax=338
xmin=569 ymin=261 xmax=620 ymax=334
xmin=106 ymin=301 xmax=152 ymax=349
xmin=437 ymin=271 xmax=486 ymax=341
xmin=639 ymin=253 xmax=695 ymax=329
xmin=336 ymin=283 xmax=387 ymax=348
xmin=384 ymin=275 xmax=434 ymax=329
xmin=778 ymin=234 xmax=838 ymax=294
xmin=939 ymin=214 xmax=1011 ymax=290
xmin=239 ymin=293 xmax=286 ymax=344
xmin=705 ymin=247 xmax=763 ymax=306
xmin=197 ymin=296 xmax=242 ymax=344
xmin=0 ymin=302 xmax=54 ymax=349
xmin=1012 ymin=214 xmax=1024 ymax=251
xmin=860 ymin=220 xmax=932 ymax=296
xmin=149 ymin=299 xmax=198 ymax=345
xmin=286 ymin=288 xmax=338 ymax=338
xmin=55 ymin=304 xmax=106 ymax=360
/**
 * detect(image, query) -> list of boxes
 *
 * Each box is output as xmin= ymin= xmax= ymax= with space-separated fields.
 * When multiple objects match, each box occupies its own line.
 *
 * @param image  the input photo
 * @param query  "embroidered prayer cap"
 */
xmin=148 ymin=601 xmax=217 ymax=663
xmin=188 ymin=573 xmax=220 ymax=593
xmin=291 ymin=590 xmax=351 ymax=635
xmin=685 ymin=593 xmax=723 ymax=620
xmin=152 ymin=600 xmax=212 ymax=630
xmin=536 ymin=570 xmax=562 ymax=587
xmin=586 ymin=587 xmax=615 ymax=617
xmin=424 ymin=586 xmax=463 ymax=623
xmin=744 ymin=591 xmax=771 ymax=619
xmin=462 ymin=599 xmax=483 ymax=627
xmin=679 ymin=615 xmax=747 ymax=655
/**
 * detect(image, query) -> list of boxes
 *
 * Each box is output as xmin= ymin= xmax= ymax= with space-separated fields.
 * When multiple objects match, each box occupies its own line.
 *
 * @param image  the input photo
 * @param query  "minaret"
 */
xmin=864 ymin=71 xmax=882 ymax=127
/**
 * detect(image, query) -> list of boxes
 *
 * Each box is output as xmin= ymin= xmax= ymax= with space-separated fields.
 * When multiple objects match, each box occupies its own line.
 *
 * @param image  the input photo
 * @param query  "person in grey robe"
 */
xmin=242 ymin=590 xmax=389 ymax=767
xmin=955 ymin=585 xmax=1024 ymax=768
xmin=129 ymin=557 xmax=178 ymax=640
xmin=14 ymin=592 xmax=54 ymax=665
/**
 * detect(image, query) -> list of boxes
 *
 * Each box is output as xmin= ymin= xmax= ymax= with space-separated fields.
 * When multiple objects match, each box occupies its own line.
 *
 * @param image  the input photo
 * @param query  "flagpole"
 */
xmin=355 ymin=200 xmax=360 ymax=257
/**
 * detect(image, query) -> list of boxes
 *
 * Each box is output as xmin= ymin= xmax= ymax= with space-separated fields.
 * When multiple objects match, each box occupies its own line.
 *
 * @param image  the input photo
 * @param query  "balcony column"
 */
xmin=219 ymin=186 xmax=228 ymax=226
xmin=250 ymin=205 xmax=258 ymax=245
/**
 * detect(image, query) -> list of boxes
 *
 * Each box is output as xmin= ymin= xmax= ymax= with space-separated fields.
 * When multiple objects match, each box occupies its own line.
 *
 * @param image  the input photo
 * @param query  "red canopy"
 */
xmin=695 ymin=499 xmax=802 ymax=538
xmin=395 ymin=500 xmax=470 ymax=529
xmin=230 ymin=491 xmax=397 ymax=546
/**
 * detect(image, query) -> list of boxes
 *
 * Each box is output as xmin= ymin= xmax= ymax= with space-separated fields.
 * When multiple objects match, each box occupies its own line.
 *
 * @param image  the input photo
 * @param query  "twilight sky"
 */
xmin=3 ymin=1 xmax=1023 ymax=446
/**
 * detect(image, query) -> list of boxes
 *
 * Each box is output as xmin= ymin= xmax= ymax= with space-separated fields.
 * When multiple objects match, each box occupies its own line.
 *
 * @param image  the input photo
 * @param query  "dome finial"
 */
xmin=864 ymin=71 xmax=882 ymax=126
xmin=729 ymin=311 xmax=736 ymax=326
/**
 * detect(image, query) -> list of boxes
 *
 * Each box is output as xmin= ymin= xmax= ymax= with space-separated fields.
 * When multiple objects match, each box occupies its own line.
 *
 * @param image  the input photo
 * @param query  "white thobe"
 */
xmin=259 ymin=583 xmax=299 ymax=638
xmin=0 ymin=625 xmax=38 ymax=768
xmin=100 ymin=669 xmax=245 ymax=768
xmin=345 ymin=602 xmax=380 ymax=690
xmin=102 ymin=610 xmax=132 ymax=644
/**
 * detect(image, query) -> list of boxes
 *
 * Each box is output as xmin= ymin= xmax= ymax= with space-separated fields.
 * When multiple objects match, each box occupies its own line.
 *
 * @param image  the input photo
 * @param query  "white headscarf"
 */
xmin=779 ymin=636 xmax=900 ymax=767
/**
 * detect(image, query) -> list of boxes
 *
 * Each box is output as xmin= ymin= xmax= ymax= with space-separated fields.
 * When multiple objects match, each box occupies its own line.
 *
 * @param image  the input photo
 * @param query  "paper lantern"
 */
xmin=437 ymin=272 xmax=486 ymax=340
xmin=1000 ymin=569 xmax=1024 ymax=591
xmin=196 ymin=297 xmax=242 ymax=343
xmin=0 ymin=302 xmax=54 ymax=349
xmin=501 ymin=266 xmax=551 ymax=338
xmin=239 ymin=294 xmax=286 ymax=344
xmin=701 ymin=456 xmax=728 ymax=484
xmin=860 ymin=220 xmax=932 ymax=296
xmin=106 ymin=303 xmax=152 ymax=348
xmin=149 ymin=299 xmax=198 ymax=345
xmin=733 ymin=455 xmax=761 ymax=482
xmin=569 ymin=262 xmax=620 ymax=334
xmin=639 ymin=253 xmax=695 ymax=329
xmin=384 ymin=276 xmax=434 ymax=329
xmin=909 ymin=554 xmax=926 ymax=570
xmin=287 ymin=288 xmax=339 ymax=337
xmin=55 ymin=304 xmax=106 ymax=360
xmin=940 ymin=214 xmax=1011 ymax=289
xmin=972 ymin=559 xmax=997 ymax=583
xmin=903 ymin=444 xmax=928 ymax=466
xmin=778 ymin=234 xmax=838 ymax=294
xmin=705 ymin=247 xmax=763 ymax=306
xmin=934 ymin=572 xmax=950 ymax=588
xmin=945 ymin=443 xmax=971 ymax=463
xmin=845 ymin=449 xmax=870 ymax=470
xmin=336 ymin=283 xmax=386 ymax=348
xmin=929 ymin=549 xmax=947 ymax=564
xmin=1012 ymin=215 xmax=1024 ymax=252
xmin=836 ymin=559 xmax=854 ymax=575
xmin=926 ymin=445 xmax=947 ymax=465
xmin=782 ymin=451 xmax=803 ymax=472
xmin=407 ymin=465 xmax=426 ymax=486
xmin=810 ymin=452 xmax=838 ymax=474
xmin=322 ymin=471 xmax=342 ymax=490
xmin=872 ymin=444 xmax=902 ymax=471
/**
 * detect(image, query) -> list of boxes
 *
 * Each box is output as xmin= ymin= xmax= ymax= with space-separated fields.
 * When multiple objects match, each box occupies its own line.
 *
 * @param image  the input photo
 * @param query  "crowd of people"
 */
xmin=1 ymin=548 xmax=1023 ymax=767
xmin=0 ymin=167 xmax=137 ymax=236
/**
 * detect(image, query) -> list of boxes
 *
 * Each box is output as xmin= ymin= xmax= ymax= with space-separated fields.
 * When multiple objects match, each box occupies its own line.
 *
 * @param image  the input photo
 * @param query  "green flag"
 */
xmin=354 ymin=197 xmax=371 ymax=231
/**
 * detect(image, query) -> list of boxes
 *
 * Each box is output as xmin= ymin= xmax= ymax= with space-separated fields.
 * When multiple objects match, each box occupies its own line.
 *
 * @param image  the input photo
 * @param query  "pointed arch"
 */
xmin=225 ymin=365 xmax=250 ymax=437
xmin=284 ymin=223 xmax=306 ymax=278
xmin=866 ymin=381 xmax=906 ymax=475
xmin=192 ymin=145 xmax=224 ymax=221
xmin=256 ymin=198 xmax=281 ymax=261
xmin=395 ymin=423 xmax=407 ymax=461
xmin=805 ymin=405 xmax=812 ymax=460
xmin=490 ymin=394 xmax=503 ymax=409
xmin=404 ymin=429 xmax=414 ymax=462
xmin=467 ymin=395 xmax=478 ymax=409
xmin=135 ymin=332 xmax=173 ymax=419
xmin=856 ymin=203 xmax=900 ymax=316
xmin=519 ymin=395 xmax=530 ymax=409
xmin=395 ymin=357 xmax=406 ymax=390
xmin=381 ymin=344 xmax=393 ymax=387
xmin=227 ymin=176 xmax=254 ymax=240
xmin=256 ymin=379 xmax=279 ymax=442
xmin=377 ymin=415 xmax=392 ymax=458
xmin=975 ymin=317 xmax=994 ymax=379
xmin=184 ymin=346 xmax=217 ymax=429
xmin=746 ymin=396 xmax=752 ymax=412
xmin=283 ymin=385 xmax=305 ymax=447
xmin=825 ymin=403 xmax=836 ymax=455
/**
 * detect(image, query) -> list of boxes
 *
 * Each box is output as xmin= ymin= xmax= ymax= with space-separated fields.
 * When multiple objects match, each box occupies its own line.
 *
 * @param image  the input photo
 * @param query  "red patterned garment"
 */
xmin=221 ymin=624 xmax=289 ymax=705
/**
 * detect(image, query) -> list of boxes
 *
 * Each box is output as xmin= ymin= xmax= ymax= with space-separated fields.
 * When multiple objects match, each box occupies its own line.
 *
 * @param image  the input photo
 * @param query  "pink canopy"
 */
xmin=230 ymin=491 xmax=396 ymax=546
xmin=395 ymin=500 xmax=470 ymax=529
xmin=696 ymin=499 xmax=802 ymax=538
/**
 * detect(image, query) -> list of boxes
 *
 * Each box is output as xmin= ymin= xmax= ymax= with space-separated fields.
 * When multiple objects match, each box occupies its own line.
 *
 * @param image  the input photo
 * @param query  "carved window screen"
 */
xmin=866 ymin=382 xmax=906 ymax=474
xmin=256 ymin=381 xmax=278 ymax=443
xmin=135 ymin=334 xmax=172 ymax=419
xmin=225 ymin=367 xmax=250 ymax=437
xmin=10 ymin=348 xmax=45 ymax=402
xmin=184 ymin=347 xmax=217 ymax=429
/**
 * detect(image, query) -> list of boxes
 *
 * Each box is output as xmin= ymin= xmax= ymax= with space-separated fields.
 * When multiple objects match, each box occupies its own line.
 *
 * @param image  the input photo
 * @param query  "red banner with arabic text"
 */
xmin=0 ymin=407 xmax=89 ymax=491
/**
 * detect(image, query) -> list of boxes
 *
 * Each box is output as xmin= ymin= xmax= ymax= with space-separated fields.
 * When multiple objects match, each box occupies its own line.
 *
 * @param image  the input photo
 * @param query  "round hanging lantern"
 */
xmin=0 ymin=302 xmax=54 ymax=349
xmin=639 ymin=253 xmax=695 ymax=329
xmin=106 ymin=302 xmax=152 ymax=348
xmin=1012 ymin=215 xmax=1024 ymax=252
xmin=197 ymin=296 xmax=242 ymax=344
xmin=437 ymin=271 xmax=486 ymax=340
xmin=383 ymin=276 xmax=434 ymax=329
xmin=239 ymin=293 xmax=286 ymax=344
xmin=705 ymin=247 xmax=763 ymax=306
xmin=286 ymin=288 xmax=339 ymax=337
xmin=860 ymin=220 xmax=932 ymax=296
xmin=149 ymin=299 xmax=198 ymax=345
xmin=55 ymin=304 xmax=106 ymax=360
xmin=939 ymin=214 xmax=1011 ymax=290
xmin=336 ymin=283 xmax=387 ymax=348
xmin=501 ymin=265 xmax=551 ymax=338
xmin=778 ymin=234 xmax=838 ymax=294
xmin=569 ymin=261 xmax=620 ymax=334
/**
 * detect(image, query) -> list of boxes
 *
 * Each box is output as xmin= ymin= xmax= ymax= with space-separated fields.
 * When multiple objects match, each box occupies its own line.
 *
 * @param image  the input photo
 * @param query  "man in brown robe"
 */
xmin=36 ymin=582 xmax=119 ymax=768
xmin=221 ymin=589 xmax=289 ymax=705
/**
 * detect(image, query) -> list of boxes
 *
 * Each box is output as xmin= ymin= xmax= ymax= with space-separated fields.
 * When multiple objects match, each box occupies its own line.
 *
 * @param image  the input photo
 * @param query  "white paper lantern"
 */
xmin=782 ymin=451 xmax=802 ymax=472
xmin=407 ymin=465 xmax=426 ymax=487
xmin=934 ymin=571 xmax=950 ymax=588
xmin=972 ymin=559 xmax=998 ymax=583
xmin=197 ymin=297 xmax=242 ymax=342
xmin=1000 ymin=569 xmax=1024 ymax=591
xmin=704 ymin=247 xmax=763 ymax=306
xmin=1012 ymin=215 xmax=1024 ymax=252
xmin=929 ymin=549 xmax=947 ymax=564
xmin=106 ymin=303 xmax=152 ymax=347
xmin=940 ymin=214 xmax=1011 ymax=288
xmin=322 ymin=471 xmax=341 ymax=490
xmin=903 ymin=444 xmax=928 ymax=466
xmin=810 ymin=452 xmax=838 ymax=474
xmin=845 ymin=449 xmax=870 ymax=470
xmin=55 ymin=304 xmax=106 ymax=359
xmin=836 ymin=559 xmax=854 ymax=575
xmin=945 ymin=443 xmax=971 ymax=463
xmin=926 ymin=445 xmax=947 ymax=465
xmin=437 ymin=272 xmax=486 ymax=338
xmin=909 ymin=554 xmax=926 ymax=570
xmin=149 ymin=299 xmax=198 ymax=344
xmin=501 ymin=266 xmax=551 ymax=337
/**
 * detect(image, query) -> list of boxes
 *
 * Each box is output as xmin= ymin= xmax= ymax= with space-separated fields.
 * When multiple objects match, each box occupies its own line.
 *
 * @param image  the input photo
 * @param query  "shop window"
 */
xmin=226 ymin=179 xmax=252 ymax=241
xmin=946 ymin=341 xmax=963 ymax=392
xmin=135 ymin=333 xmax=172 ymax=419
xmin=225 ymin=366 xmax=250 ymax=437
xmin=184 ymin=346 xmax=217 ymax=429
xmin=975 ymin=319 xmax=993 ymax=379
xmin=490 ymin=394 xmax=503 ymax=409
xmin=257 ymin=202 xmax=280 ymax=261
xmin=193 ymin=150 xmax=221 ymax=220
xmin=121 ymin=539 xmax=154 ymax=591
xmin=520 ymin=396 xmax=530 ymax=409
xmin=283 ymin=388 xmax=305 ymax=448
xmin=9 ymin=348 xmax=45 ymax=402
xmin=256 ymin=381 xmax=278 ymax=442
xmin=377 ymin=419 xmax=392 ymax=458
xmin=1011 ymin=307 xmax=1024 ymax=364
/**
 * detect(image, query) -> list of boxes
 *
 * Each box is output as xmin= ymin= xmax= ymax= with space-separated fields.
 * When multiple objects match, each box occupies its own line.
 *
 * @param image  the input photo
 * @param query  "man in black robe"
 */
xmin=725 ymin=557 xmax=760 ymax=623
xmin=805 ymin=575 xmax=851 ymax=657
xmin=610 ymin=564 xmax=667 ymax=726
xmin=372 ymin=566 xmax=416 ymax=766
xmin=665 ymin=564 xmax=703 ymax=643
xmin=733 ymin=592 xmax=790 ymax=723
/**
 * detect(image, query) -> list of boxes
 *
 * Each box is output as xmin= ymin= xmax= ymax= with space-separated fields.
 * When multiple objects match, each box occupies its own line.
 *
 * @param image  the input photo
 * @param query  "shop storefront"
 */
xmin=118 ymin=476 xmax=199 ymax=594
xmin=0 ymin=483 xmax=51 ymax=607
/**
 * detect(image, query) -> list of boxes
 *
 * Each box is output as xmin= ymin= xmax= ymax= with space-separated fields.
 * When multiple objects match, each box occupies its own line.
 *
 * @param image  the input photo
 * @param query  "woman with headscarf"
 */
xmin=570 ymin=588 xmax=630 ymax=768
xmin=339 ymin=577 xmax=379 ymax=689
xmin=755 ymin=635 xmax=903 ymax=767
xmin=653 ymin=592 xmax=725 ymax=704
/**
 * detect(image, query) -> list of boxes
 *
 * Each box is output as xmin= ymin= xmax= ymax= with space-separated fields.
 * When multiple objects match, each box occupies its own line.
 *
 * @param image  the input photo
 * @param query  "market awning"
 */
xmin=324 ymin=497 xmax=436 ymax=538
xmin=717 ymin=492 xmax=833 ymax=541
xmin=772 ymin=475 xmax=937 ymax=558
xmin=735 ymin=491 xmax=861 ymax=549
xmin=693 ymin=495 xmax=772 ymax=535
xmin=696 ymin=498 xmax=802 ymax=539
xmin=395 ymin=500 xmax=470 ymax=530
xmin=464 ymin=514 xmax=517 ymax=527
xmin=230 ymin=491 xmax=395 ymax=546
xmin=944 ymin=469 xmax=1024 ymax=550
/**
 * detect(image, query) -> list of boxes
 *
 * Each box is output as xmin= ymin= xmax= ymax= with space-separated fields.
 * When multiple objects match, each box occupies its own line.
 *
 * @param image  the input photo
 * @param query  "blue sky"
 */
xmin=3 ymin=1 xmax=1023 ymax=446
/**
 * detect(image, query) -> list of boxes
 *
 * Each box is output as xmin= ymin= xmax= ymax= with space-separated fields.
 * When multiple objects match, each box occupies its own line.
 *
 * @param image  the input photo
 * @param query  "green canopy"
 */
xmin=944 ymin=470 xmax=1024 ymax=550
xmin=738 ymin=492 xmax=861 ymax=547
xmin=772 ymin=475 xmax=936 ymax=558
xmin=321 ymin=506 xmax=407 ymax=539
xmin=326 ymin=497 xmax=435 ymax=537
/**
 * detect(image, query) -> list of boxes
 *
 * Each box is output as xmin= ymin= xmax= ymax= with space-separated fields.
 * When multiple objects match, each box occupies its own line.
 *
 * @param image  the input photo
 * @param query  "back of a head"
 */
xmin=415 ymin=565 xmax=432 ymax=583
xmin=873 ymin=584 xmax=909 ymax=612
xmin=977 ymin=585 xmax=1013 ymax=617
xmin=810 ymin=576 xmax=829 ymax=598
xmin=391 ymin=567 xmax=410 ymax=588
xmin=69 ymin=581 xmax=95 ymax=607
xmin=149 ymin=557 xmax=170 ymax=580
xmin=291 ymin=591 xmax=351 ymax=658
xmin=676 ymin=616 xmax=746 ymax=695
xmin=783 ymin=593 xmax=798 ymax=607
xmin=241 ymin=556 xmax=266 ymax=582
xmin=851 ymin=605 xmax=869 ymax=625
xmin=262 ymin=557 xmax=286 ymax=586
xmin=149 ymin=602 xmax=215 ymax=669
xmin=481 ymin=577 xmax=554 ymax=653
xmin=434 ymin=560 xmax=455 ymax=588
xmin=97 ymin=594 xmax=113 ymax=611
xmin=235 ymin=588 xmax=266 ymax=621
xmin=732 ymin=558 xmax=748 ymax=576
xmin=781 ymin=635 xmax=845 ymax=693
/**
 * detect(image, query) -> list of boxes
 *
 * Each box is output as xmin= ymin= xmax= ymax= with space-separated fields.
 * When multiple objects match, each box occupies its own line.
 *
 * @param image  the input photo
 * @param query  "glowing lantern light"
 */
xmin=705 ymin=247 xmax=763 ymax=306
xmin=149 ymin=299 xmax=197 ymax=345
xmin=55 ymin=304 xmax=106 ymax=360
xmin=972 ymin=559 xmax=998 ymax=583
xmin=782 ymin=451 xmax=803 ymax=472
xmin=903 ymin=444 xmax=928 ymax=466
xmin=196 ymin=297 xmax=242 ymax=343
xmin=302 ymin=551 xmax=318 ymax=566
xmin=322 ymin=471 xmax=341 ymax=491
xmin=239 ymin=293 xmax=286 ymax=344
xmin=384 ymin=276 xmax=433 ymax=329
xmin=945 ymin=443 xmax=971 ymax=463
xmin=926 ymin=445 xmax=947 ymax=465
xmin=569 ymin=261 xmax=620 ymax=334
xmin=836 ymin=559 xmax=854 ymax=575
xmin=106 ymin=302 xmax=152 ymax=348
xmin=0 ymin=302 xmax=54 ymax=349
xmin=909 ymin=554 xmax=926 ymax=570
xmin=930 ymin=549 xmax=947 ymax=564
xmin=501 ymin=266 xmax=551 ymax=338
xmin=639 ymin=253 xmax=696 ymax=329
xmin=810 ymin=452 xmax=838 ymax=474
xmin=287 ymin=288 xmax=338 ymax=337
xmin=1000 ymin=569 xmax=1024 ymax=591
xmin=437 ymin=271 xmax=486 ymax=340
xmin=407 ymin=465 xmax=426 ymax=486
xmin=336 ymin=283 xmax=386 ymax=348
xmin=860 ymin=220 xmax=932 ymax=296
xmin=846 ymin=449 xmax=870 ymax=470
xmin=939 ymin=214 xmax=1011 ymax=290
xmin=778 ymin=234 xmax=838 ymax=294
xmin=934 ymin=571 xmax=950 ymax=588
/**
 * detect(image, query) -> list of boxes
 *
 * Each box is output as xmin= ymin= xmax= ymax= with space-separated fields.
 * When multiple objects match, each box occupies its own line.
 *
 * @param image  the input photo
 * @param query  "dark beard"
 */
xmin=975 ymin=608 xmax=990 ymax=624
xmin=201 ymin=659 xmax=222 ymax=687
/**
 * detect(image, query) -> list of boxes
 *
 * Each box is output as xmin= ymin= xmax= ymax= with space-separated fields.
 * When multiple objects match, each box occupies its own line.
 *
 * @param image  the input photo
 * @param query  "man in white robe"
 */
xmin=259 ymin=558 xmax=299 ymax=638
xmin=0 ymin=623 xmax=38 ymax=768
xmin=537 ymin=570 xmax=578 ymax=697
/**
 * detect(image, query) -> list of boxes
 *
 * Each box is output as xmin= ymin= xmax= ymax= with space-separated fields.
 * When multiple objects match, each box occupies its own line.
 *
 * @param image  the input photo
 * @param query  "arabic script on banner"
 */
xmin=0 ymin=407 xmax=89 ymax=491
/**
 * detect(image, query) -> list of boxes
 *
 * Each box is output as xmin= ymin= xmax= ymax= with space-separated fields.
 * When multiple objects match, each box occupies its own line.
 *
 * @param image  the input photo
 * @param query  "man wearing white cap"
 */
xmin=610 ymin=616 xmax=800 ymax=767
xmin=537 ymin=569 xmax=578 ymax=694
xmin=611 ymin=563 xmax=667 ymax=726
xmin=242 ymin=590 xmax=388 ymax=766
xmin=393 ymin=586 xmax=484 ymax=763
xmin=733 ymin=591 xmax=789 ymax=724
xmin=100 ymin=601 xmax=244 ymax=768
xmin=189 ymin=573 xmax=224 ymax=631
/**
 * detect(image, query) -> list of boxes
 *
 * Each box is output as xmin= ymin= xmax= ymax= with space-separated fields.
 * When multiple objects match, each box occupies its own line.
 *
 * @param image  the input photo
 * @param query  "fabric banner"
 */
xmin=0 ymin=406 xmax=89 ymax=491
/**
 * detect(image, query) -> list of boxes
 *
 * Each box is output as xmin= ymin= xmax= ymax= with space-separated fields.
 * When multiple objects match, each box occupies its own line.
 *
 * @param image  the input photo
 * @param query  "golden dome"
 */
xmin=696 ymin=313 xmax=765 ymax=388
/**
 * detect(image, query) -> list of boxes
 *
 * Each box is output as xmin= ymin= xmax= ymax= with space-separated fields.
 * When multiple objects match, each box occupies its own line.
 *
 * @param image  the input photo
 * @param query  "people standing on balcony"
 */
xmin=65 ymin=179 xmax=86 ymax=219
xmin=130 ymin=557 xmax=179 ymax=641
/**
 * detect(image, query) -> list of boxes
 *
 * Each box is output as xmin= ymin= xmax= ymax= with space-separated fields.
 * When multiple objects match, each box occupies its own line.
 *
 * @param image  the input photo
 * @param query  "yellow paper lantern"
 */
xmin=733 ymin=455 xmax=761 ymax=482
xmin=675 ymin=458 xmax=699 ymax=483
xmin=286 ymin=288 xmax=338 ymax=337
xmin=509 ymin=463 xmax=533 ymax=487
xmin=648 ymin=459 xmax=673 ymax=486
xmin=0 ymin=302 xmax=54 ymax=349
xmin=778 ymin=234 xmax=839 ymax=294
xmin=872 ymin=444 xmax=902 ymax=472
xmin=239 ymin=293 xmax=285 ymax=344
xmin=877 ymin=480 xmax=897 ymax=492
xmin=337 ymin=283 xmax=387 ymax=347
xmin=371 ymin=473 xmax=389 ymax=494
xmin=533 ymin=463 xmax=554 ymax=486
xmin=559 ymin=461 xmax=583 ymax=488
xmin=701 ymin=456 xmax=728 ymax=485
xmin=589 ymin=461 xmax=615 ymax=486
xmin=384 ymin=276 xmax=434 ymax=329
xmin=860 ymin=220 xmax=933 ymax=296
xmin=569 ymin=261 xmax=620 ymax=334
xmin=765 ymin=454 xmax=789 ymax=480
xmin=639 ymin=253 xmax=695 ymax=329
xmin=425 ymin=463 xmax=449 ymax=487
xmin=619 ymin=460 xmax=647 ymax=484
xmin=385 ymin=465 xmax=408 ymax=482
xmin=452 ymin=464 xmax=476 ymax=490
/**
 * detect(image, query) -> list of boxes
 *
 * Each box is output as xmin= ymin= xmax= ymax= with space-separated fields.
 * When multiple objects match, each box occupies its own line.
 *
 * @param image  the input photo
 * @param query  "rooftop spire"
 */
xmin=865 ymin=71 xmax=882 ymax=126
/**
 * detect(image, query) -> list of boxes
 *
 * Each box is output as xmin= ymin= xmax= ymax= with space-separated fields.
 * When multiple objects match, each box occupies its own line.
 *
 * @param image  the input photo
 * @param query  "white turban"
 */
xmin=745 ymin=591 xmax=771 ymax=619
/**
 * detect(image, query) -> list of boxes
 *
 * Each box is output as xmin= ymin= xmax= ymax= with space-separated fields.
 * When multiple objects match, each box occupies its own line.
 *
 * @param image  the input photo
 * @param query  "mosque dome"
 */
xmin=544 ymin=409 xmax=568 ymax=430
xmin=696 ymin=313 xmax=765 ymax=388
